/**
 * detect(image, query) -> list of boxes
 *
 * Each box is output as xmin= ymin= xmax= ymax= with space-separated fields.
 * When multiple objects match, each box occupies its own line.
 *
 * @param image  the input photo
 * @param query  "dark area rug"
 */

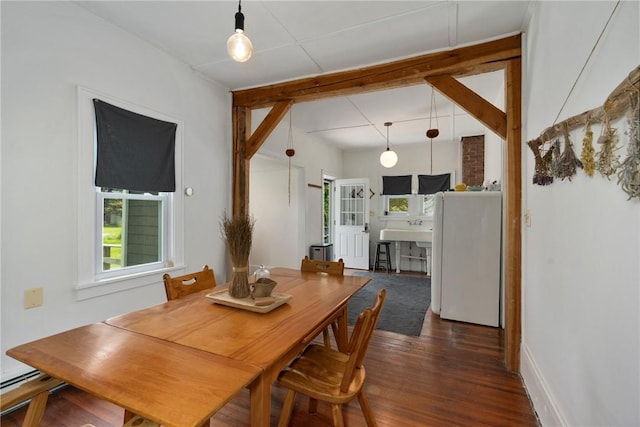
xmin=347 ymin=271 xmax=431 ymax=336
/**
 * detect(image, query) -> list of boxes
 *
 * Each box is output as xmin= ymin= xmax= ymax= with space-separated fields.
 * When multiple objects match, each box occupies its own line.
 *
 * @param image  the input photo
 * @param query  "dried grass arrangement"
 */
xmin=221 ymin=213 xmax=255 ymax=298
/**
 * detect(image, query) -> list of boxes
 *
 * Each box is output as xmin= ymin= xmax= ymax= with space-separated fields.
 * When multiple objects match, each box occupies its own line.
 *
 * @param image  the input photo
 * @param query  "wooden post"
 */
xmin=504 ymin=57 xmax=522 ymax=372
xmin=232 ymin=106 xmax=251 ymax=217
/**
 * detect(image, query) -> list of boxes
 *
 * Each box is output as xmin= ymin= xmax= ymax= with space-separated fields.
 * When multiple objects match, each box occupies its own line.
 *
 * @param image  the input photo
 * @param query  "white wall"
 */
xmin=521 ymin=2 xmax=639 ymax=426
xmin=250 ymin=156 xmax=305 ymax=270
xmin=1 ymin=2 xmax=230 ymax=379
xmin=250 ymin=115 xmax=343 ymax=270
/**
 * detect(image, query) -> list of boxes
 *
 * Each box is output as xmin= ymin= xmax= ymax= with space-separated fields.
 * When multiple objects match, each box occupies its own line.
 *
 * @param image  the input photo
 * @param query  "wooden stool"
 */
xmin=374 ymin=241 xmax=392 ymax=272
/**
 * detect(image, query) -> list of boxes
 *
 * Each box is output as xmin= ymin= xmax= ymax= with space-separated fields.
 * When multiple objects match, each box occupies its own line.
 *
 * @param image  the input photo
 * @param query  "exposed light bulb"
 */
xmin=380 ymin=149 xmax=398 ymax=168
xmin=227 ymin=1 xmax=252 ymax=63
xmin=227 ymin=30 xmax=253 ymax=62
xmin=380 ymin=121 xmax=398 ymax=167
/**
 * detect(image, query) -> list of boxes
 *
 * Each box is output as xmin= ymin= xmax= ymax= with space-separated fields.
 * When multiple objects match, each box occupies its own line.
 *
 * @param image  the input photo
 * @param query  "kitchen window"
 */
xmin=380 ymin=172 xmax=451 ymax=220
xmin=386 ymin=195 xmax=409 ymax=214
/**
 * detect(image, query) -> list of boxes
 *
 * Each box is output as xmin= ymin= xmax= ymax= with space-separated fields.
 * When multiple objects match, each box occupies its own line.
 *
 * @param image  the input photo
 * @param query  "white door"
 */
xmin=333 ymin=178 xmax=370 ymax=269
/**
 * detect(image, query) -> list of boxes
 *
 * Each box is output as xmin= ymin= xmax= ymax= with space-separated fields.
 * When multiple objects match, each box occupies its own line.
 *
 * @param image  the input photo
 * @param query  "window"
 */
xmin=380 ymin=172 xmax=453 ymax=219
xmin=422 ymin=195 xmax=436 ymax=216
xmin=98 ymin=189 xmax=169 ymax=278
xmin=77 ymin=87 xmax=184 ymax=299
xmin=386 ymin=195 xmax=409 ymax=214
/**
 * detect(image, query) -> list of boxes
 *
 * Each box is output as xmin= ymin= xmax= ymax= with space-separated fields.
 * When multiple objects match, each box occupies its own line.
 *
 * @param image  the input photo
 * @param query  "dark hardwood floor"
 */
xmin=2 ymin=271 xmax=538 ymax=427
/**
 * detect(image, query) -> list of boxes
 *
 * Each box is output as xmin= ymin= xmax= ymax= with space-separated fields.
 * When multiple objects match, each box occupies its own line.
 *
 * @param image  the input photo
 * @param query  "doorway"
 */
xmin=322 ymin=176 xmax=334 ymax=247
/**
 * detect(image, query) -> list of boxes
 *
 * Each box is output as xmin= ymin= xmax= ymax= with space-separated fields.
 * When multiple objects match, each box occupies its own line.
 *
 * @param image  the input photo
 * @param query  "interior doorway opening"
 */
xmin=322 ymin=176 xmax=334 ymax=246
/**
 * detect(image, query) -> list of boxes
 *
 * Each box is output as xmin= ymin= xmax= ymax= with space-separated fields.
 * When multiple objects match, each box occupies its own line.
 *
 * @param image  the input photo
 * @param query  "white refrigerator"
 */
xmin=431 ymin=191 xmax=502 ymax=327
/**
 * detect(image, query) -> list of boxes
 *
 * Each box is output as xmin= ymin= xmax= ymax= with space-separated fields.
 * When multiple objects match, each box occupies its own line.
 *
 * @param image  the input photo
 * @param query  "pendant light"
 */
xmin=380 ymin=122 xmax=398 ymax=168
xmin=227 ymin=0 xmax=253 ymax=63
xmin=426 ymin=86 xmax=439 ymax=173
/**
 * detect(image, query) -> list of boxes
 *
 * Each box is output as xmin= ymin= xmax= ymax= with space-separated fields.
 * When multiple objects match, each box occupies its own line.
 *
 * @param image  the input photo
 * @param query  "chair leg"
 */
xmin=278 ymin=389 xmax=296 ymax=427
xmin=330 ymin=403 xmax=345 ymax=427
xmin=357 ymin=390 xmax=378 ymax=427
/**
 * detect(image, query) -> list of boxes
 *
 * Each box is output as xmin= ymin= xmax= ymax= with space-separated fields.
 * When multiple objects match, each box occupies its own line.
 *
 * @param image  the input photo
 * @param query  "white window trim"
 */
xmin=76 ymin=86 xmax=184 ymax=300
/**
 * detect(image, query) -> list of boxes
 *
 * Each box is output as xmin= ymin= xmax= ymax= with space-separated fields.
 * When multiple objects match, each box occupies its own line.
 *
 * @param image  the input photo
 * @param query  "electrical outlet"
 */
xmin=525 ymin=209 xmax=531 ymax=228
xmin=24 ymin=287 xmax=43 ymax=309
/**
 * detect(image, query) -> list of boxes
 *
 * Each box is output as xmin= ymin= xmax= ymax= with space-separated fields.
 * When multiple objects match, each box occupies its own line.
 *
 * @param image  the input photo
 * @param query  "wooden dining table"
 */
xmin=6 ymin=323 xmax=261 ymax=427
xmin=8 ymin=267 xmax=370 ymax=427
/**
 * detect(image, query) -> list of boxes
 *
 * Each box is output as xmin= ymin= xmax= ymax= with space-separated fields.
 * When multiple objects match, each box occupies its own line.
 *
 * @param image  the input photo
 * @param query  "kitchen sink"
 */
xmin=380 ymin=229 xmax=432 ymax=243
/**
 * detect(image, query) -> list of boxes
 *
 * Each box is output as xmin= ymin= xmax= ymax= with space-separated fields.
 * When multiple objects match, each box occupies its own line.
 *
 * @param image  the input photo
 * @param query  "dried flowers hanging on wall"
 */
xmin=526 ymin=65 xmax=639 ymax=199
xmin=554 ymin=124 xmax=583 ymax=181
xmin=528 ymin=139 xmax=554 ymax=185
xmin=550 ymin=139 xmax=562 ymax=178
xmin=595 ymin=116 xmax=620 ymax=180
xmin=616 ymin=92 xmax=640 ymax=200
xmin=581 ymin=122 xmax=596 ymax=177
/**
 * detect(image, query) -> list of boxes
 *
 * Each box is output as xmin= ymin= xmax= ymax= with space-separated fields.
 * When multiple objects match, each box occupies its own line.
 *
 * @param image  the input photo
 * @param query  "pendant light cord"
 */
xmin=287 ymin=111 xmax=293 ymax=205
xmin=429 ymin=87 xmax=438 ymax=130
xmin=428 ymin=86 xmax=438 ymax=174
xmin=386 ymin=124 xmax=390 ymax=149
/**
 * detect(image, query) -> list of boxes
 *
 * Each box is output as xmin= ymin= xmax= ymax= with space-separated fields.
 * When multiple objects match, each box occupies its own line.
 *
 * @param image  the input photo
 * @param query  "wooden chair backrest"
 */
xmin=163 ymin=265 xmax=217 ymax=301
xmin=340 ymin=289 xmax=386 ymax=393
xmin=300 ymin=256 xmax=345 ymax=276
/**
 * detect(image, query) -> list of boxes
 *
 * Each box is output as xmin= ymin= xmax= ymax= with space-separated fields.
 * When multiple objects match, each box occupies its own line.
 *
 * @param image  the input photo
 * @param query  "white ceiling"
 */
xmin=75 ymin=1 xmax=532 ymax=151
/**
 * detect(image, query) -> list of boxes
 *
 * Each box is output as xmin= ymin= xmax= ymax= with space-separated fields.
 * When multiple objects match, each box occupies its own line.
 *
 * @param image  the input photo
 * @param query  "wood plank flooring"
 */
xmin=2 ymin=272 xmax=538 ymax=427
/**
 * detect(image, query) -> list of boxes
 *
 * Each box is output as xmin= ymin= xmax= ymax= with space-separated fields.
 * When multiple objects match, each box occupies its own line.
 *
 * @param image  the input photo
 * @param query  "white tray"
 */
xmin=206 ymin=289 xmax=292 ymax=313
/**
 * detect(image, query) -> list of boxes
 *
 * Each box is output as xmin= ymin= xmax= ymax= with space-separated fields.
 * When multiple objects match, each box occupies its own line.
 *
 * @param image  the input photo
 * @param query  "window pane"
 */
xmin=422 ymin=195 xmax=435 ymax=216
xmin=102 ymin=198 xmax=123 ymax=270
xmin=102 ymin=197 xmax=162 ymax=271
xmin=388 ymin=196 xmax=409 ymax=213
xmin=338 ymin=183 xmax=365 ymax=226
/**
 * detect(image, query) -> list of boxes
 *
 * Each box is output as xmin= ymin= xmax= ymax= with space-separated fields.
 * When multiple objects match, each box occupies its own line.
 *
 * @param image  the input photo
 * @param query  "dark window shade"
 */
xmin=382 ymin=175 xmax=412 ymax=195
xmin=94 ymin=99 xmax=177 ymax=192
xmin=418 ymin=174 xmax=451 ymax=194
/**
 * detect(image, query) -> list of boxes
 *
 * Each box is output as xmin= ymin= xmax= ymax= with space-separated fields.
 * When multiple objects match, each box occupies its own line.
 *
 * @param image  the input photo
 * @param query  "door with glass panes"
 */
xmin=333 ymin=178 xmax=370 ymax=269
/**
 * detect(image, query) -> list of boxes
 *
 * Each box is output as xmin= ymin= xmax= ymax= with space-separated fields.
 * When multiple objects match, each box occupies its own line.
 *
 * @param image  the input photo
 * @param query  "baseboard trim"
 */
xmin=1 ymin=369 xmax=40 ymax=391
xmin=521 ymin=343 xmax=567 ymax=426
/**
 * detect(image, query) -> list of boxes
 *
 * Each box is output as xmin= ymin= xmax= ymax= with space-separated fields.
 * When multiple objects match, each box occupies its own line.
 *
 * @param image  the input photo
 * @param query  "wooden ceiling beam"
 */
xmin=425 ymin=74 xmax=507 ymax=139
xmin=232 ymin=35 xmax=521 ymax=109
xmin=246 ymin=100 xmax=293 ymax=159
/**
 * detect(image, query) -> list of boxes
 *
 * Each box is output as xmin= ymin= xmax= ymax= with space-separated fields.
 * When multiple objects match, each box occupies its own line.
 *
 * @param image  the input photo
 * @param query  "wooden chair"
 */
xmin=301 ymin=256 xmax=344 ymax=276
xmin=300 ymin=256 xmax=345 ymax=348
xmin=277 ymin=289 xmax=387 ymax=427
xmin=162 ymin=265 xmax=217 ymax=301
xmin=0 ymin=373 xmax=63 ymax=427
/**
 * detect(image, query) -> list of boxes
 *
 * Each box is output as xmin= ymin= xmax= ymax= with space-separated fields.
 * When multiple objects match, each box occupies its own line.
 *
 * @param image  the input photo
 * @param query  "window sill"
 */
xmin=75 ymin=263 xmax=186 ymax=301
